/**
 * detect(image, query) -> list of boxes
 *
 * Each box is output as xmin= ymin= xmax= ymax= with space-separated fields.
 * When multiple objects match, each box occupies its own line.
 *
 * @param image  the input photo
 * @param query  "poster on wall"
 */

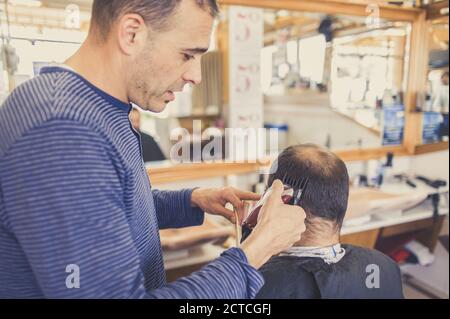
xmin=382 ymin=105 xmax=405 ymax=146
xmin=229 ymin=6 xmax=263 ymax=127
xmin=228 ymin=6 xmax=264 ymax=161
xmin=230 ymin=55 xmax=262 ymax=105
xmin=422 ymin=112 xmax=443 ymax=144
xmin=229 ymin=6 xmax=264 ymax=54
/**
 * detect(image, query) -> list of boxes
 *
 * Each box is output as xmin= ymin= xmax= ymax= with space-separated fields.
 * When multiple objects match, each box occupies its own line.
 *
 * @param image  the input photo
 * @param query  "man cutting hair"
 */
xmin=0 ymin=0 xmax=306 ymax=298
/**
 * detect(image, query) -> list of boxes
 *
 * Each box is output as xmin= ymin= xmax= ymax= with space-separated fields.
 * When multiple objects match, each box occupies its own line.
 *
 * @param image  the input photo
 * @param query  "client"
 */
xmin=256 ymin=144 xmax=404 ymax=299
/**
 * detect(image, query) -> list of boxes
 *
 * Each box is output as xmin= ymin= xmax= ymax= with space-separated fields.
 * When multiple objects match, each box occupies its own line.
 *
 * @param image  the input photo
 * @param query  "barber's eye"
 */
xmin=182 ymin=54 xmax=195 ymax=62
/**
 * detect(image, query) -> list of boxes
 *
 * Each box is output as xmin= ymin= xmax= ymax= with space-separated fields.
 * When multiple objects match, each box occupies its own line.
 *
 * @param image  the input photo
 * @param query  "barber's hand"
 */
xmin=241 ymin=180 xmax=306 ymax=269
xmin=191 ymin=187 xmax=261 ymax=224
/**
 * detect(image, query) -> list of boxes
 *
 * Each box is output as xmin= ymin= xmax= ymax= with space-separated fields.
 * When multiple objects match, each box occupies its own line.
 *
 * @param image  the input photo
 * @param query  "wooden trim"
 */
xmin=377 ymin=216 xmax=446 ymax=252
xmin=217 ymin=21 xmax=230 ymax=106
xmin=219 ymin=0 xmax=422 ymax=22
xmin=148 ymin=161 xmax=260 ymax=184
xmin=404 ymin=11 xmax=430 ymax=153
xmin=414 ymin=141 xmax=450 ymax=155
xmin=380 ymin=218 xmax=435 ymax=237
xmin=416 ymin=215 xmax=446 ymax=253
xmin=404 ymin=112 xmax=424 ymax=151
xmin=148 ymin=140 xmax=447 ymax=184
xmin=405 ymin=11 xmax=429 ymax=115
xmin=341 ymin=228 xmax=380 ymax=249
xmin=335 ymin=146 xmax=410 ymax=162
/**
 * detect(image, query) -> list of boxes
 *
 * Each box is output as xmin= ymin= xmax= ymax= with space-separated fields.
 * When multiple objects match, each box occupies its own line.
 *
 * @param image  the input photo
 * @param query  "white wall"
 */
xmin=409 ymin=150 xmax=449 ymax=184
xmin=264 ymin=94 xmax=381 ymax=150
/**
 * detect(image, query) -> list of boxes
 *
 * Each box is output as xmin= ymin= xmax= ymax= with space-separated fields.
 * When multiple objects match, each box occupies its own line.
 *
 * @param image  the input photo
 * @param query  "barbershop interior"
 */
xmin=0 ymin=0 xmax=449 ymax=299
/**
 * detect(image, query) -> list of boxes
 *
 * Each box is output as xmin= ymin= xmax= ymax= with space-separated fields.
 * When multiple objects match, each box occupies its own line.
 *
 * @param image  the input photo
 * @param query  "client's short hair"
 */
xmin=268 ymin=144 xmax=350 ymax=229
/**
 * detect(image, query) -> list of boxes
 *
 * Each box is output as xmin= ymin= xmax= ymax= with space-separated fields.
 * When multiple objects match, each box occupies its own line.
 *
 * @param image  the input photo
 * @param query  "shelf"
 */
xmin=147 ymin=140 xmax=447 ymax=184
xmin=176 ymin=114 xmax=221 ymax=119
xmin=415 ymin=141 xmax=449 ymax=154
xmin=341 ymin=197 xmax=449 ymax=236
xmin=219 ymin=0 xmax=423 ymax=22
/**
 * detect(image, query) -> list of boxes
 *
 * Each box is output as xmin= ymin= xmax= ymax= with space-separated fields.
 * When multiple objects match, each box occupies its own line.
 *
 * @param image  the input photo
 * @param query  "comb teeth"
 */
xmin=281 ymin=173 xmax=309 ymax=206
xmin=281 ymin=173 xmax=309 ymax=191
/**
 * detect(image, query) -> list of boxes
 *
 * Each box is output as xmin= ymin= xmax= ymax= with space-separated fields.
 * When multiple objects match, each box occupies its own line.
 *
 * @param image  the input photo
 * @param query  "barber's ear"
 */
xmin=117 ymin=13 xmax=149 ymax=55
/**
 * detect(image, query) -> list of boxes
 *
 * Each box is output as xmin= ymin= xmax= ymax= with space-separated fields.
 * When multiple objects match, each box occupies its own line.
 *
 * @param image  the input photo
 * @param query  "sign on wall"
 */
xmin=422 ymin=112 xmax=443 ymax=144
xmin=229 ymin=6 xmax=263 ymax=128
xmin=382 ymin=105 xmax=405 ymax=146
xmin=228 ymin=6 xmax=264 ymax=161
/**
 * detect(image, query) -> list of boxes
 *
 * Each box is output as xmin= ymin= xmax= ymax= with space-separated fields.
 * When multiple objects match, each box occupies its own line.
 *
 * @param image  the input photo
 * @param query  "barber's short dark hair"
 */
xmin=268 ymin=144 xmax=350 ymax=228
xmin=91 ymin=0 xmax=219 ymax=40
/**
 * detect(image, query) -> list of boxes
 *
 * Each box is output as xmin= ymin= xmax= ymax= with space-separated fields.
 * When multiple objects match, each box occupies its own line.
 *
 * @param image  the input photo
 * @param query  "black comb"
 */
xmin=280 ymin=173 xmax=309 ymax=205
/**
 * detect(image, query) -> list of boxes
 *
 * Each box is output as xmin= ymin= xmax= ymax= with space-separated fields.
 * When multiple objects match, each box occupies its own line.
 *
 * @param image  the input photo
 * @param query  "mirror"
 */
xmin=242 ymin=8 xmax=412 ymax=151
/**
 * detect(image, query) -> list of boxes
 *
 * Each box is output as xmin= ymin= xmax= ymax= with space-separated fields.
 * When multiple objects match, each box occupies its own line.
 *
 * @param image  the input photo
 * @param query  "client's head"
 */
xmin=268 ymin=144 xmax=350 ymax=247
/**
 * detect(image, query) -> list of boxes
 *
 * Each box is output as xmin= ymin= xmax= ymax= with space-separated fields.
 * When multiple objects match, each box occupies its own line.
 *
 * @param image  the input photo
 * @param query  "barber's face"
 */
xmin=126 ymin=0 xmax=214 ymax=113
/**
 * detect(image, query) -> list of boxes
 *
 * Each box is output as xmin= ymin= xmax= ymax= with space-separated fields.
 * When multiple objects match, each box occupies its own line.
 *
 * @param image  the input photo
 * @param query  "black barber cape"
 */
xmin=256 ymin=245 xmax=404 ymax=299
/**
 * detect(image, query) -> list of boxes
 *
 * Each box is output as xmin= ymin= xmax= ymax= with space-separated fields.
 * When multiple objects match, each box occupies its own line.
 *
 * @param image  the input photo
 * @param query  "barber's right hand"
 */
xmin=240 ymin=180 xmax=306 ymax=269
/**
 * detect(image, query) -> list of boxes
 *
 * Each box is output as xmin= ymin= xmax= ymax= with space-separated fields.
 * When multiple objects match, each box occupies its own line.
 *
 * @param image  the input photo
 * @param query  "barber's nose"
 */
xmin=182 ymin=59 xmax=202 ymax=86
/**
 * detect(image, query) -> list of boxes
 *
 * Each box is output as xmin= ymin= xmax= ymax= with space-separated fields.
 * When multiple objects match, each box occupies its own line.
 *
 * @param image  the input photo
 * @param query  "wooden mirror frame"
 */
xmin=218 ymin=0 xmax=449 ymax=161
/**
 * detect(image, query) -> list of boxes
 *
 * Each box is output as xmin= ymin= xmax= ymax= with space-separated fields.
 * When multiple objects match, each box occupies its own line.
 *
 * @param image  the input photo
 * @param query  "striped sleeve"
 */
xmin=1 ymin=120 xmax=150 ymax=298
xmin=149 ymin=248 xmax=265 ymax=299
xmin=1 ymin=120 xmax=264 ymax=299
xmin=152 ymin=189 xmax=204 ymax=229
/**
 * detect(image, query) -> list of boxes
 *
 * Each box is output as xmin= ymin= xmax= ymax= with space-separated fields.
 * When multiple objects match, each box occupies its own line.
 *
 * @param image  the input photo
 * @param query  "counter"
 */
xmin=163 ymin=187 xmax=449 ymax=282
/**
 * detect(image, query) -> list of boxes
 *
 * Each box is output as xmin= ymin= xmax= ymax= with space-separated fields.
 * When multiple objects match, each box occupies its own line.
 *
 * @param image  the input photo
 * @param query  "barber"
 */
xmin=0 ymin=0 xmax=306 ymax=298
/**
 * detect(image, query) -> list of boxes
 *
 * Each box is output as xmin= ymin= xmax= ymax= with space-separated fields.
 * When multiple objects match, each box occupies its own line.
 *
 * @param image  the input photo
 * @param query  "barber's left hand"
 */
xmin=191 ymin=187 xmax=261 ymax=224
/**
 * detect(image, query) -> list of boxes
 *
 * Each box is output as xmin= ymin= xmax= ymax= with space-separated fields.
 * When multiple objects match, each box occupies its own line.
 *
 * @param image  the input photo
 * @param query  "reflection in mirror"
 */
xmin=259 ymin=9 xmax=412 ymax=151
xmin=330 ymin=26 xmax=409 ymax=130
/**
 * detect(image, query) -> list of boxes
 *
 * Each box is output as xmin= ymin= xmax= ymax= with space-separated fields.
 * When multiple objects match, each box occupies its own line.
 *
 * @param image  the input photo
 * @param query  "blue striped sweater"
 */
xmin=0 ymin=66 xmax=264 ymax=299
